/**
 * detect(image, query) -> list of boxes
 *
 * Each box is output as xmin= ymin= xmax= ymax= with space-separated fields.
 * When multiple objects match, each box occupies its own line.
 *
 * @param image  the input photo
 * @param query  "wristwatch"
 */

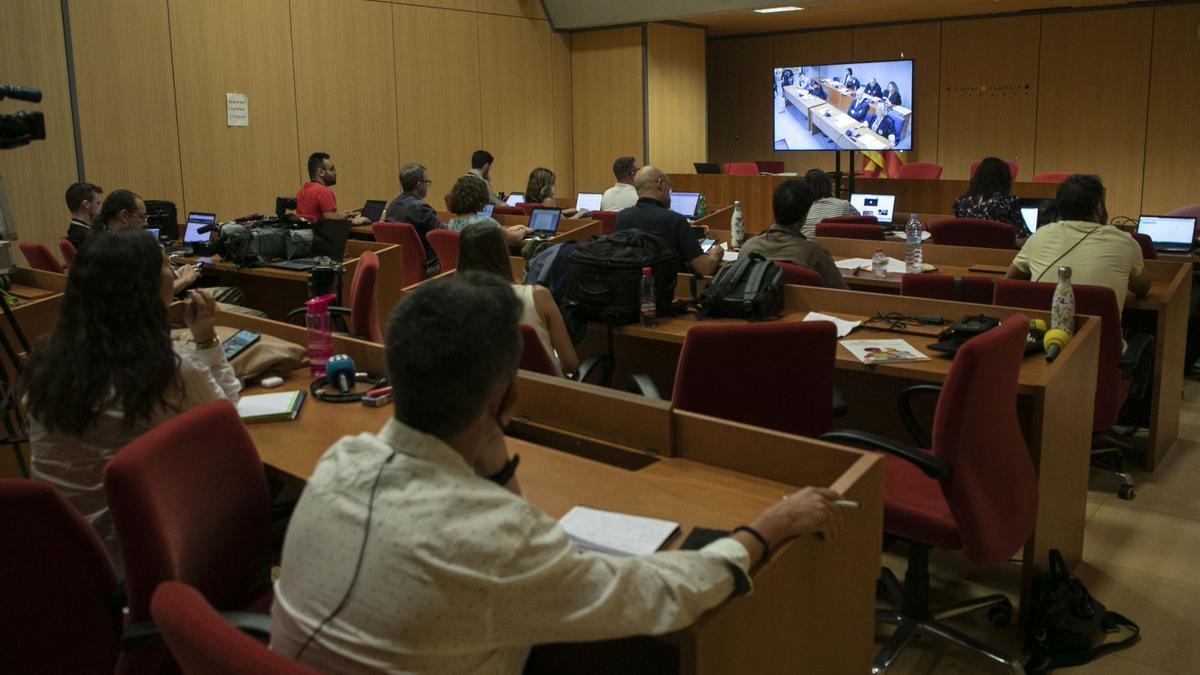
xmin=193 ymin=336 xmax=219 ymax=350
xmin=487 ymin=453 xmax=521 ymax=486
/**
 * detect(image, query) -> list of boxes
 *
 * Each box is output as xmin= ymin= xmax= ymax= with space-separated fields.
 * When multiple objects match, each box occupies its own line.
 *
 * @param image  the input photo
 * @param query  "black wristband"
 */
xmin=732 ymin=525 xmax=771 ymax=561
xmin=487 ymin=453 xmax=520 ymax=485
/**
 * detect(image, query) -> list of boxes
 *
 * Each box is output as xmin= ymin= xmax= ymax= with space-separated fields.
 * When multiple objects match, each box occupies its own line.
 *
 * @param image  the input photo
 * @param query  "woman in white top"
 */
xmin=801 ymin=168 xmax=861 ymax=238
xmin=455 ymin=223 xmax=579 ymax=376
xmin=22 ymin=229 xmax=241 ymax=578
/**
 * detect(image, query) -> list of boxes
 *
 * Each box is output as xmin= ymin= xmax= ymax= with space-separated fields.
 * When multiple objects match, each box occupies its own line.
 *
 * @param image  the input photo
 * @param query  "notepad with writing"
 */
xmin=559 ymin=506 xmax=680 ymax=556
xmin=236 ymin=391 xmax=306 ymax=423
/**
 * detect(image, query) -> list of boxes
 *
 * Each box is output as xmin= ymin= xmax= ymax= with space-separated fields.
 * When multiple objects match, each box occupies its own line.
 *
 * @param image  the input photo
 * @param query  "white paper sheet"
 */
xmin=559 ymin=506 xmax=680 ymax=557
xmin=803 ymin=311 xmax=861 ymax=338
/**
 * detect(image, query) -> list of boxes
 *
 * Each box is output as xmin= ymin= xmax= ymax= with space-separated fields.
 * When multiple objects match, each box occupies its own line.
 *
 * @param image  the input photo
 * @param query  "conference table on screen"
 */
xmin=781 ymin=85 xmax=894 ymax=153
xmin=191 ymin=308 xmax=884 ymax=675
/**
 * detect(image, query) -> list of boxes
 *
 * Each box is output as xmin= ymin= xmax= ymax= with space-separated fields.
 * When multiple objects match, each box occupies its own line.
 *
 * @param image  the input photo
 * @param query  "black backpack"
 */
xmin=695 ymin=252 xmax=784 ymax=321
xmin=560 ymin=230 xmax=679 ymax=329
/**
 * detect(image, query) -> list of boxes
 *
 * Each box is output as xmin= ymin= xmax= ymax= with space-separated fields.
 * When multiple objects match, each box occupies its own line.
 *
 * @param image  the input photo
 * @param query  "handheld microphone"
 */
xmin=0 ymin=85 xmax=43 ymax=103
xmin=326 ymin=354 xmax=357 ymax=394
xmin=1044 ymin=328 xmax=1071 ymax=362
xmin=196 ymin=222 xmax=218 ymax=235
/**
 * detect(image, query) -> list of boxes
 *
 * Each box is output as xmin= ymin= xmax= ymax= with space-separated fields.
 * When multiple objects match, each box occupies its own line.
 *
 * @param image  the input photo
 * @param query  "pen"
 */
xmin=834 ymin=500 xmax=859 ymax=509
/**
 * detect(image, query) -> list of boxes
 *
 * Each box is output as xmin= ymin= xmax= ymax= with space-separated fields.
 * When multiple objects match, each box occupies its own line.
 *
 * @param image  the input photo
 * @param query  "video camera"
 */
xmin=0 ymin=85 xmax=46 ymax=150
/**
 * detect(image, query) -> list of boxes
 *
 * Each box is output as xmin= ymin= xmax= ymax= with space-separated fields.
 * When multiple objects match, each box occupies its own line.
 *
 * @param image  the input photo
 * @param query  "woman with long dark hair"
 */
xmin=954 ymin=157 xmax=1024 ymax=236
xmin=800 ymin=168 xmax=860 ymax=237
xmin=23 ymin=229 xmax=241 ymax=576
xmin=523 ymin=167 xmax=586 ymax=218
xmin=457 ymin=223 xmax=579 ymax=376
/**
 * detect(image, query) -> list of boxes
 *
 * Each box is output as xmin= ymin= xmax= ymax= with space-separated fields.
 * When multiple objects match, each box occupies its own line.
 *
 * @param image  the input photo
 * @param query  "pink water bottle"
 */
xmin=306 ymin=293 xmax=336 ymax=376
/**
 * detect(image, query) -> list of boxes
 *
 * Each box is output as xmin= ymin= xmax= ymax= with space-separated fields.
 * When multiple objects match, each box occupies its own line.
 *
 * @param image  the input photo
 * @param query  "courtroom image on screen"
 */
xmin=773 ymin=59 xmax=914 ymax=152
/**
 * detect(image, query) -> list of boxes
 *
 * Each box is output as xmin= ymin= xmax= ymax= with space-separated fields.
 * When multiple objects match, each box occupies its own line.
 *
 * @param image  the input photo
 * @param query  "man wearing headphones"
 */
xmin=270 ymin=272 xmax=846 ymax=673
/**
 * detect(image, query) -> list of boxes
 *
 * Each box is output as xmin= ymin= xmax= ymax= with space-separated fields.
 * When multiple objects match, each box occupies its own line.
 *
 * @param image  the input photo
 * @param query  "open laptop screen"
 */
xmin=1138 ymin=215 xmax=1196 ymax=246
xmin=360 ymin=200 xmax=386 ymax=223
xmin=476 ymin=204 xmax=495 ymax=218
xmin=1021 ymin=207 xmax=1040 ymax=232
xmin=183 ymin=212 xmax=217 ymax=244
xmin=669 ymin=192 xmax=701 ymax=219
xmin=529 ymin=208 xmax=561 ymax=234
xmin=849 ymin=194 xmax=896 ymax=224
xmin=575 ymin=193 xmax=602 ymax=212
xmin=505 ymin=193 xmax=525 ymax=207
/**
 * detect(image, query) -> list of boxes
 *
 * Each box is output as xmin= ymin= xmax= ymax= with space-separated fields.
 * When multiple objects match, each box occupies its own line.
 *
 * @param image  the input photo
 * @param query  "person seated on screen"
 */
xmin=863 ymin=77 xmax=883 ymax=98
xmin=1007 ymin=174 xmax=1149 ymax=317
xmin=385 ymin=163 xmax=445 ymax=277
xmin=269 ymin=271 xmax=846 ymax=673
xmin=456 ymin=223 xmax=579 ymax=376
xmin=885 ymin=81 xmax=902 ymax=107
xmin=296 ymin=152 xmax=370 ymax=225
xmin=523 ymin=167 xmax=585 ymax=219
xmin=23 ymin=229 xmax=241 ymax=579
xmin=807 ymin=79 xmax=827 ymax=100
xmin=739 ymin=181 xmax=848 ymax=290
xmin=867 ymin=103 xmax=897 ymax=144
xmin=847 ymin=91 xmax=872 ymax=122
xmin=445 ymin=176 xmax=529 ymax=247
xmin=65 ymin=181 xmax=103 ymax=251
xmin=600 ymin=156 xmax=640 ymax=212
xmin=801 ymin=169 xmax=861 ymax=238
xmin=615 ymin=166 xmax=723 ymax=276
xmin=796 ymin=68 xmax=810 ymax=89
xmin=953 ymin=156 xmax=1025 ymax=236
xmin=842 ymin=68 xmax=859 ymax=90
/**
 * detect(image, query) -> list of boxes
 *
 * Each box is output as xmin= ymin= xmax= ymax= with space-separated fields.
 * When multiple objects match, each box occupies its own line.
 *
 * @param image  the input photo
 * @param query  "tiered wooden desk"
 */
xmin=351 ymin=214 xmax=602 ymax=245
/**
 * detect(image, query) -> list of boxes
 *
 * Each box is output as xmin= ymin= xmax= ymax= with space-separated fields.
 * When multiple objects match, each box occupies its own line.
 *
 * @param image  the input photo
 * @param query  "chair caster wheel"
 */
xmin=1118 ymin=484 xmax=1136 ymax=500
xmin=988 ymin=601 xmax=1013 ymax=627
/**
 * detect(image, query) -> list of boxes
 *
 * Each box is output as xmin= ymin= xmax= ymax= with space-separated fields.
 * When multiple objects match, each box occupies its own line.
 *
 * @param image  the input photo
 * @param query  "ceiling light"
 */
xmin=754 ymin=6 xmax=804 ymax=13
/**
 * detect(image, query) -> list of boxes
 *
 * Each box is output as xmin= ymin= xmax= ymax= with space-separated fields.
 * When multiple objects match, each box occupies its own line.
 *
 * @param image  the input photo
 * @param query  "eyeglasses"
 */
xmin=419 ymin=179 xmax=433 ymax=185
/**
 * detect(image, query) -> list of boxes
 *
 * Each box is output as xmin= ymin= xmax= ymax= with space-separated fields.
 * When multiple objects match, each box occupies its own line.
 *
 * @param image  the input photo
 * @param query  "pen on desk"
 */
xmin=834 ymin=499 xmax=859 ymax=509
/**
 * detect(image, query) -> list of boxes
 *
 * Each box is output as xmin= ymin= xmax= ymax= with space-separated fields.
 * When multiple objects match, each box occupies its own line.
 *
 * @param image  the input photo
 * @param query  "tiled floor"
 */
xmin=881 ymin=380 xmax=1200 ymax=673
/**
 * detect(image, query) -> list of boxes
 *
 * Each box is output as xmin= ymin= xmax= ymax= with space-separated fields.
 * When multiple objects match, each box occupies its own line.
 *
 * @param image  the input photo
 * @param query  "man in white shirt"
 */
xmin=600 ymin=155 xmax=640 ymax=212
xmin=271 ymin=272 xmax=845 ymax=674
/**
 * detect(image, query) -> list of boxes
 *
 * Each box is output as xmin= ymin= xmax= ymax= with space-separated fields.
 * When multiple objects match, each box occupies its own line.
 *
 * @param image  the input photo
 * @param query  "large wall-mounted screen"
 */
xmin=773 ymin=59 xmax=914 ymax=152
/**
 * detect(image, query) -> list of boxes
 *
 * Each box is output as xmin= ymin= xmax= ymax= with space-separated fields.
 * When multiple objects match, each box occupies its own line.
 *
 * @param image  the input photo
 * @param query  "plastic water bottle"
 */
xmin=696 ymin=193 xmax=708 ymax=217
xmin=639 ymin=267 xmax=657 ymax=328
xmin=1051 ymin=266 xmax=1075 ymax=334
xmin=730 ymin=201 xmax=745 ymax=249
xmin=306 ymin=292 xmax=336 ymax=376
xmin=904 ymin=213 xmax=924 ymax=273
xmin=872 ymin=249 xmax=888 ymax=278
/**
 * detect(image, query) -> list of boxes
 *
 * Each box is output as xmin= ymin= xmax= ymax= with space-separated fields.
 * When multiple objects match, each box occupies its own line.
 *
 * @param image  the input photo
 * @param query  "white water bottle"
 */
xmin=730 ymin=201 xmax=745 ymax=249
xmin=905 ymin=214 xmax=924 ymax=273
xmin=872 ymin=249 xmax=888 ymax=278
xmin=1051 ymin=266 xmax=1075 ymax=334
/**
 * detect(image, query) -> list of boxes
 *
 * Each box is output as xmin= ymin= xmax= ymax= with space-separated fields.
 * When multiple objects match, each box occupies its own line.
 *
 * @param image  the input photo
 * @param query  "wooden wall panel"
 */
xmin=852 ymin=22 xmax=941 ymax=166
xmin=169 ymin=0 xmax=301 ymax=219
xmin=938 ymin=16 xmax=1040 ymax=182
xmin=291 ymin=0 xmax=398 ymax=210
xmin=771 ymin=29 xmax=852 ymax=173
xmin=571 ymin=27 xmax=643 ymax=193
xmin=388 ymin=0 xmax=474 ymax=10
xmin=477 ymin=0 xmax=545 ymax=20
xmin=647 ymin=23 xmax=706 ymax=175
xmin=69 ymin=0 xmax=183 ymax=212
xmin=550 ymin=31 xmax=575 ymax=197
xmin=1141 ymin=3 xmax=1200 ymax=215
xmin=393 ymin=4 xmax=481 ymax=199
xmin=1037 ymin=7 xmax=1153 ymax=220
xmin=0 ymin=0 xmax=78 ymax=250
xmin=706 ymin=35 xmax=771 ymax=171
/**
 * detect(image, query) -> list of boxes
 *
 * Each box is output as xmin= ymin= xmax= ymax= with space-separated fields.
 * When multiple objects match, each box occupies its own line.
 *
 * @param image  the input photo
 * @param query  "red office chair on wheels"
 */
xmin=822 ymin=315 xmax=1036 ymax=673
xmin=1032 ymin=172 xmax=1071 ymax=184
xmin=372 ymin=221 xmax=428 ymax=287
xmin=518 ymin=324 xmax=561 ymax=376
xmin=285 ymin=249 xmax=382 ymax=341
xmin=58 ymin=237 xmax=78 ymax=266
xmin=928 ymin=218 xmax=1016 ymax=249
xmin=19 ymin=241 xmax=65 ymax=273
xmin=815 ymin=221 xmax=884 ymax=241
xmin=895 ymin=162 xmax=943 ymax=180
xmin=589 ymin=209 xmax=618 ymax=235
xmin=427 ymin=229 xmax=460 ymax=271
xmin=775 ymin=261 xmax=824 ymax=287
xmin=901 ymin=273 xmax=995 ymax=304
xmin=723 ymin=162 xmax=760 ymax=176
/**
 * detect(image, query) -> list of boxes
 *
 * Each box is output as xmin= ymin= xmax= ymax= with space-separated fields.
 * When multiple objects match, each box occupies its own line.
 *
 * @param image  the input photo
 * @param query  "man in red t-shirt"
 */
xmin=296 ymin=152 xmax=369 ymax=225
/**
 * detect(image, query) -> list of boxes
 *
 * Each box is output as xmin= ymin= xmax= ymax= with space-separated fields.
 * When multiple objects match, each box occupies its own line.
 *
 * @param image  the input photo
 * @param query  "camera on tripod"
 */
xmin=0 ymin=85 xmax=46 ymax=150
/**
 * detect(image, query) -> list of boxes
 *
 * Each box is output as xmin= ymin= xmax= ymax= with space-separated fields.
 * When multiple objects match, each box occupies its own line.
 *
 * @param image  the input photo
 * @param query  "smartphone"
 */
xmin=700 ymin=238 xmax=718 ymax=253
xmin=222 ymin=329 xmax=261 ymax=361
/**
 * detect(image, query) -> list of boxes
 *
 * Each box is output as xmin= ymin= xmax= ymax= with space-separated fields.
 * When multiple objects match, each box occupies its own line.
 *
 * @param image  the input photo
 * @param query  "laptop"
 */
xmin=694 ymin=162 xmax=723 ymax=174
xmin=849 ymin=193 xmax=896 ymax=224
xmin=269 ymin=220 xmax=352 ymax=270
xmin=505 ymin=193 xmax=525 ymax=207
xmin=1017 ymin=198 xmax=1059 ymax=232
xmin=1138 ymin=215 xmax=1197 ymax=252
xmin=359 ymin=199 xmax=386 ymax=223
xmin=668 ymin=192 xmax=701 ymax=219
xmin=181 ymin=212 xmax=218 ymax=251
xmin=146 ymin=227 xmax=161 ymax=241
xmin=526 ymin=208 xmax=562 ymax=240
xmin=575 ymin=192 xmax=602 ymax=212
xmin=476 ymin=204 xmax=495 ymax=218
xmin=1020 ymin=207 xmax=1041 ymax=233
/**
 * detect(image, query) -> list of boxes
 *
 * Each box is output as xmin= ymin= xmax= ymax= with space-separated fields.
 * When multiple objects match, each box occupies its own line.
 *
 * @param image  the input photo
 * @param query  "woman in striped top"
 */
xmin=801 ymin=169 xmax=861 ymax=237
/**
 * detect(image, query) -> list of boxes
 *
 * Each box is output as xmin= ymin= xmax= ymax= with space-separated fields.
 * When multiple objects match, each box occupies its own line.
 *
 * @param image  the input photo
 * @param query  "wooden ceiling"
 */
xmin=689 ymin=0 xmax=1149 ymax=37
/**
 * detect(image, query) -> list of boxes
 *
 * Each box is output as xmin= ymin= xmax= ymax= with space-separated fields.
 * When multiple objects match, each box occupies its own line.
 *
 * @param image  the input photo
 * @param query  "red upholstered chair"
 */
xmin=969 ymin=160 xmax=1019 ymax=181
xmin=0 ymin=480 xmax=123 ymax=675
xmin=1131 ymin=232 xmax=1157 ymax=261
xmin=491 ymin=204 xmax=525 ymax=216
xmin=345 ymin=250 xmax=382 ymax=341
xmin=58 ymin=237 xmax=78 ymax=266
xmin=754 ymin=160 xmax=785 ymax=174
xmin=1032 ymin=171 xmax=1071 ymax=184
xmin=372 ymin=221 xmax=427 ymax=287
xmin=104 ymin=400 xmax=273 ymax=673
xmin=900 ymin=273 xmax=994 ymax=304
xmin=519 ymin=323 xmax=561 ymax=376
xmin=822 ymin=315 xmax=1036 ymax=672
xmin=672 ymin=322 xmax=837 ymax=438
xmin=895 ymin=162 xmax=943 ymax=180
xmin=815 ymin=221 xmax=884 ymax=241
xmin=519 ymin=202 xmax=540 ymax=216
xmin=928 ymin=218 xmax=1016 ymax=249
xmin=822 ymin=215 xmax=878 ymax=225
xmin=589 ymin=209 xmax=618 ymax=235
xmin=19 ymin=240 xmax=65 ymax=273
xmin=152 ymin=582 xmax=318 ymax=675
xmin=723 ymin=162 xmax=760 ymax=176
xmin=1167 ymin=203 xmax=1200 ymax=220
xmin=427 ymin=229 xmax=460 ymax=271
xmin=775 ymin=261 xmax=824 ymax=287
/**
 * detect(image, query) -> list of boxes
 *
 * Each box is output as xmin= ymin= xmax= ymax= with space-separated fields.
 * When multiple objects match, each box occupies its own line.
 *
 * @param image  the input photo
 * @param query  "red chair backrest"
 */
xmin=672 ymin=321 xmax=837 ymax=438
xmin=590 ymin=209 xmax=618 ymax=235
xmin=993 ymin=280 xmax=1124 ymax=431
xmin=152 ymin=582 xmax=319 ymax=675
xmin=372 ymin=221 xmax=427 ymax=287
xmin=58 ymin=237 xmax=78 ymax=266
xmin=19 ymin=241 xmax=65 ymax=273
xmin=491 ymin=204 xmax=525 ymax=216
xmin=1131 ymin=232 xmax=1157 ymax=261
xmin=348 ymin=249 xmax=382 ymax=342
xmin=970 ymin=160 xmax=1019 ymax=181
xmin=427 ymin=229 xmax=460 ymax=271
xmin=896 ymin=162 xmax=943 ymax=180
xmin=932 ymin=314 xmax=1037 ymax=564
xmin=518 ymin=324 xmax=560 ymax=376
xmin=0 ymin=480 xmax=121 ymax=675
xmin=1031 ymin=172 xmax=1071 ymax=184
xmin=723 ymin=162 xmax=760 ymax=176
xmin=104 ymin=401 xmax=271 ymax=625
xmin=822 ymin=215 xmax=878 ymax=225
xmin=815 ymin=221 xmax=884 ymax=240
xmin=754 ymin=161 xmax=785 ymax=174
xmin=928 ymin=218 xmax=1016 ymax=249
xmin=519 ymin=202 xmax=539 ymax=216
xmin=1166 ymin=203 xmax=1200 ymax=219
xmin=900 ymin=273 xmax=994 ymax=304
xmin=775 ymin=261 xmax=823 ymax=287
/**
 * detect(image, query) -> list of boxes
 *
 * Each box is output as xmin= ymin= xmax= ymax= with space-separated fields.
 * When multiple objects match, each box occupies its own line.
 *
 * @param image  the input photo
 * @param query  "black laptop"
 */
xmin=360 ymin=199 xmax=386 ymax=223
xmin=694 ymin=162 xmax=723 ymax=174
xmin=268 ymin=220 xmax=352 ymax=270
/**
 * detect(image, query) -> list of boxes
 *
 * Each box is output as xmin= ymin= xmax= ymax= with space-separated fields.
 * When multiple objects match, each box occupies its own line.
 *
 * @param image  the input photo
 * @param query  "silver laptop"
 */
xmin=1138 ymin=215 xmax=1196 ymax=252
xmin=575 ymin=192 xmax=602 ymax=212
xmin=669 ymin=192 xmax=701 ymax=219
